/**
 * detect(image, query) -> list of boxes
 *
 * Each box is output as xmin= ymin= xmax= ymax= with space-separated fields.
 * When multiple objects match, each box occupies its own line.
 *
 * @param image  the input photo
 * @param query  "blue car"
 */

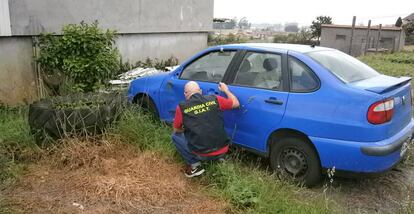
xmin=128 ymin=43 xmax=414 ymax=185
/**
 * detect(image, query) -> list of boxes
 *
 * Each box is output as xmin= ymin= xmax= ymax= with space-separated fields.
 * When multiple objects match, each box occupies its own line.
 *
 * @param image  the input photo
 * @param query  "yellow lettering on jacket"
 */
xmin=184 ymin=101 xmax=216 ymax=115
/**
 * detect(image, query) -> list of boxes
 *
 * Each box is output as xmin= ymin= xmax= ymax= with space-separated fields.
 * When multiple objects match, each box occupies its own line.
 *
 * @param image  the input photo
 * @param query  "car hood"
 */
xmin=350 ymin=75 xmax=412 ymax=94
xmin=131 ymin=70 xmax=172 ymax=83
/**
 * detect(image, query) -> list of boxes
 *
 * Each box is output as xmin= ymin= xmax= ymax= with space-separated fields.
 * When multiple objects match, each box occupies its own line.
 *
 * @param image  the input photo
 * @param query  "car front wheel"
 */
xmin=270 ymin=137 xmax=322 ymax=186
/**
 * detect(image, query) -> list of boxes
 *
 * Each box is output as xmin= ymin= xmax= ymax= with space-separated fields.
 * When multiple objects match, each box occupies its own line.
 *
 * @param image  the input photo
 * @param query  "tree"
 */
xmin=229 ymin=17 xmax=238 ymax=29
xmin=238 ymin=17 xmax=250 ymax=29
xmin=284 ymin=23 xmax=299 ymax=33
xmin=403 ymin=22 xmax=414 ymax=35
xmin=310 ymin=16 xmax=333 ymax=41
xmin=395 ymin=17 xmax=403 ymax=27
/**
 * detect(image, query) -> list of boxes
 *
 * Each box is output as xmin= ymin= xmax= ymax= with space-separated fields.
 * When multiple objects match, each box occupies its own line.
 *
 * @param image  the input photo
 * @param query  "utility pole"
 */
xmin=364 ymin=20 xmax=371 ymax=55
xmin=376 ymin=24 xmax=382 ymax=52
xmin=349 ymin=16 xmax=356 ymax=55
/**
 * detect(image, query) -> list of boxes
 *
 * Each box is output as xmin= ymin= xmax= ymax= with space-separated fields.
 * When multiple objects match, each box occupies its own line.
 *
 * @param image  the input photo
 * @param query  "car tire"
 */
xmin=28 ymin=93 xmax=123 ymax=145
xmin=269 ymin=137 xmax=322 ymax=186
xmin=137 ymin=95 xmax=159 ymax=119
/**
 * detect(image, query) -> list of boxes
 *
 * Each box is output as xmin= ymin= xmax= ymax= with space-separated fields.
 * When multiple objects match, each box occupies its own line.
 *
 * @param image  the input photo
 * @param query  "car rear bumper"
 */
xmin=310 ymin=118 xmax=414 ymax=173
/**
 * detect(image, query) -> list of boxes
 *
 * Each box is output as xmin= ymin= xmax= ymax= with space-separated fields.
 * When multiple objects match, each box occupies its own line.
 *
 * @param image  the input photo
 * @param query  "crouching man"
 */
xmin=172 ymin=81 xmax=240 ymax=177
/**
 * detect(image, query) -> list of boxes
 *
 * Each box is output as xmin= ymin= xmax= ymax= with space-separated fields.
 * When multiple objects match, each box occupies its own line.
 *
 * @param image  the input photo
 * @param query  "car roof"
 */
xmin=219 ymin=43 xmax=334 ymax=54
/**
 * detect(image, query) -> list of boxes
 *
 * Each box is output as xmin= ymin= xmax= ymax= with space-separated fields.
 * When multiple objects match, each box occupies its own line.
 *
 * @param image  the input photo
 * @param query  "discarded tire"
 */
xmin=28 ymin=93 xmax=124 ymax=144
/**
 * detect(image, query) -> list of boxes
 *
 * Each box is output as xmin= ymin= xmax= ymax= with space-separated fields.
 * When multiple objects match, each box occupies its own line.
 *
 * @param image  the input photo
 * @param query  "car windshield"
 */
xmin=306 ymin=50 xmax=379 ymax=83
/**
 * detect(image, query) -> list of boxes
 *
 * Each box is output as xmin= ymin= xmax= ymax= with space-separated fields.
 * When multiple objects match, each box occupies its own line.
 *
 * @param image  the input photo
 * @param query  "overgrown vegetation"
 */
xmin=359 ymin=50 xmax=414 ymax=85
xmin=118 ymin=56 xmax=179 ymax=75
xmin=208 ymin=33 xmax=248 ymax=46
xmin=1 ymin=50 xmax=413 ymax=213
xmin=113 ymin=108 xmax=336 ymax=213
xmin=0 ymin=108 xmax=40 ymax=186
xmin=272 ymin=29 xmax=314 ymax=45
xmin=37 ymin=21 xmax=120 ymax=93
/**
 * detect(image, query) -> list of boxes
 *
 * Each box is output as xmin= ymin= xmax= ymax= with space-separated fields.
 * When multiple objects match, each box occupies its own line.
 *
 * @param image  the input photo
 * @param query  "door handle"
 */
xmin=265 ymin=98 xmax=283 ymax=105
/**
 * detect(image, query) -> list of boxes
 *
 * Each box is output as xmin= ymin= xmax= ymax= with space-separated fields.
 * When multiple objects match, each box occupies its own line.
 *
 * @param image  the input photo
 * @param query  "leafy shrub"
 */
xmin=37 ymin=21 xmax=120 ymax=92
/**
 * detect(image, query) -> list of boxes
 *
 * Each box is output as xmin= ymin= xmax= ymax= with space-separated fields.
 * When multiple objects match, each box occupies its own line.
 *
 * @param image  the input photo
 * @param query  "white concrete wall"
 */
xmin=8 ymin=0 xmax=213 ymax=35
xmin=0 ymin=0 xmax=213 ymax=105
xmin=320 ymin=27 xmax=405 ymax=56
xmin=0 ymin=0 xmax=11 ymax=36
xmin=116 ymin=32 xmax=207 ymax=63
xmin=0 ymin=37 xmax=37 ymax=105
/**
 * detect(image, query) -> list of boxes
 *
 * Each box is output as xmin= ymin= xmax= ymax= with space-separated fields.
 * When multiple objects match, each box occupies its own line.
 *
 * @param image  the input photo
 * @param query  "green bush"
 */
xmin=38 ymin=21 xmax=120 ymax=92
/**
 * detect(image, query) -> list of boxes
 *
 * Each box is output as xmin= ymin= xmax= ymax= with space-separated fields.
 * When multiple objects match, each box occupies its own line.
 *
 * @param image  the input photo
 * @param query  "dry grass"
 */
xmin=2 ymin=137 xmax=228 ymax=214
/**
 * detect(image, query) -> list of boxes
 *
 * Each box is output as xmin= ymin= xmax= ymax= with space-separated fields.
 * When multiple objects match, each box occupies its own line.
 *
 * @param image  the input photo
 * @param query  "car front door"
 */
xmin=225 ymin=50 xmax=290 ymax=152
xmin=159 ymin=48 xmax=239 ymax=124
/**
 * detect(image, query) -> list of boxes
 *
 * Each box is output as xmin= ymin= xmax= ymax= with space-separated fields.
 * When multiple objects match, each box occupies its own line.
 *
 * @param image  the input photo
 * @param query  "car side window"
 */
xmin=233 ymin=52 xmax=283 ymax=90
xmin=289 ymin=57 xmax=319 ymax=92
xmin=180 ymin=51 xmax=236 ymax=82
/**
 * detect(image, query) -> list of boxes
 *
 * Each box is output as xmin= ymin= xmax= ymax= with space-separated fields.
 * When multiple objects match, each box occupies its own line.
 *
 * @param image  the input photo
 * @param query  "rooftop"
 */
xmin=403 ymin=13 xmax=414 ymax=21
xmin=321 ymin=24 xmax=402 ymax=31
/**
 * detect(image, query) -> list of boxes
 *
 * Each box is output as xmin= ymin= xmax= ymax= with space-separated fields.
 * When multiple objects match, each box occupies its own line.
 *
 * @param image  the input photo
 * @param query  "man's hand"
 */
xmin=218 ymin=82 xmax=240 ymax=108
xmin=218 ymin=82 xmax=229 ymax=92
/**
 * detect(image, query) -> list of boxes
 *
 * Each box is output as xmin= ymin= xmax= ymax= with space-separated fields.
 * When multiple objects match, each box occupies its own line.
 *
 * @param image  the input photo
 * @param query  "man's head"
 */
xmin=184 ymin=81 xmax=202 ymax=100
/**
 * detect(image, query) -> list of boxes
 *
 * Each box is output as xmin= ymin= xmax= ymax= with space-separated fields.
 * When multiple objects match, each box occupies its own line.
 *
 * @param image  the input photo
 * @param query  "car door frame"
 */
xmin=223 ymin=48 xmax=290 ymax=155
xmin=225 ymin=49 xmax=290 ymax=92
xmin=159 ymin=46 xmax=245 ymax=122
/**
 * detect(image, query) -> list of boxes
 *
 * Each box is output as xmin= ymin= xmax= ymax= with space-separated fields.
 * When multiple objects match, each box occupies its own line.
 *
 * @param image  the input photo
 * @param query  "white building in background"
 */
xmin=0 ymin=0 xmax=213 ymax=105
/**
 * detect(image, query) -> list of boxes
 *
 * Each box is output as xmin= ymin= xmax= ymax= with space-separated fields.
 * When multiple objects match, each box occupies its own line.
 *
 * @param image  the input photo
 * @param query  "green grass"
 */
xmin=113 ymin=108 xmax=336 ymax=213
xmin=0 ymin=107 xmax=41 ymax=187
xmin=359 ymin=50 xmax=414 ymax=85
xmin=1 ymin=50 xmax=412 ymax=213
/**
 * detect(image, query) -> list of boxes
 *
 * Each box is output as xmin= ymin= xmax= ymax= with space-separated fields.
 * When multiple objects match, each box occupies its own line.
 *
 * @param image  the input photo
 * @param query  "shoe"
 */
xmin=217 ymin=157 xmax=226 ymax=163
xmin=184 ymin=165 xmax=205 ymax=178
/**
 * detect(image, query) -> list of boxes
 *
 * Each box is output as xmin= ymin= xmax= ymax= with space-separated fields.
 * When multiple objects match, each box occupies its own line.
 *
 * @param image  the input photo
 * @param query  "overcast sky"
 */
xmin=214 ymin=0 xmax=413 ymax=26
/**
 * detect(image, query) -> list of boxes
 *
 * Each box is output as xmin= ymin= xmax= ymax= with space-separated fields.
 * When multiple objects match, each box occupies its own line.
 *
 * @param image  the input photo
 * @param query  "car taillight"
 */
xmin=367 ymin=98 xmax=394 ymax=125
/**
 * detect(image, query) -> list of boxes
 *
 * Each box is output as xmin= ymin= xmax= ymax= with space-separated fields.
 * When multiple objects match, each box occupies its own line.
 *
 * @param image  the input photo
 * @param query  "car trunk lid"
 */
xmin=351 ymin=75 xmax=413 ymax=138
xmin=350 ymin=75 xmax=411 ymax=94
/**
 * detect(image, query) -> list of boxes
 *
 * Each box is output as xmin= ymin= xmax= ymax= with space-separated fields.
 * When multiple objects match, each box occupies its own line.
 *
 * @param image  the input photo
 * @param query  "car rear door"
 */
xmin=224 ymin=50 xmax=290 ymax=152
xmin=159 ymin=48 xmax=240 ymax=123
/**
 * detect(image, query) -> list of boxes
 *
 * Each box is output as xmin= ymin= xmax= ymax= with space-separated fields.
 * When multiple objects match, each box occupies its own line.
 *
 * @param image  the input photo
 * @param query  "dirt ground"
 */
xmin=2 ymin=139 xmax=413 ymax=214
xmin=1 ymin=140 xmax=227 ymax=214
xmin=320 ymin=147 xmax=414 ymax=213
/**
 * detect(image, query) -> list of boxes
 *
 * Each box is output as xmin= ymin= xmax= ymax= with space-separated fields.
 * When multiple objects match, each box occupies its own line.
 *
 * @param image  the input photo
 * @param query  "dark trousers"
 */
xmin=171 ymin=132 xmax=225 ymax=167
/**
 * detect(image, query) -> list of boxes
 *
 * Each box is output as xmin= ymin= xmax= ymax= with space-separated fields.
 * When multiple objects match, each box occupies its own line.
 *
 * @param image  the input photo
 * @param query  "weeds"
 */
xmin=0 ymin=107 xmax=41 ymax=186
xmin=113 ymin=107 xmax=337 ymax=213
xmin=359 ymin=51 xmax=414 ymax=85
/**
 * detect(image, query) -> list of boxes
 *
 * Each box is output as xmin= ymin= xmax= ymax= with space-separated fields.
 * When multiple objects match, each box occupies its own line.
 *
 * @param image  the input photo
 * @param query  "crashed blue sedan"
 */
xmin=128 ymin=43 xmax=414 ymax=185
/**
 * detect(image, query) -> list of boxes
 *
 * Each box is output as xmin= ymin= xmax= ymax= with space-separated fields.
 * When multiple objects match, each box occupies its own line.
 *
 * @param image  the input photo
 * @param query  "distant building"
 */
xmin=284 ymin=22 xmax=299 ymax=33
xmin=0 ymin=0 xmax=213 ymax=105
xmin=213 ymin=18 xmax=236 ymax=30
xmin=320 ymin=24 xmax=405 ymax=56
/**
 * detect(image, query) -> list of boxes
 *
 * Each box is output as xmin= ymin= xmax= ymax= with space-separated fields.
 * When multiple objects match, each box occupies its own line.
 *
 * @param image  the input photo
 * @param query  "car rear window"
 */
xmin=306 ymin=50 xmax=379 ymax=83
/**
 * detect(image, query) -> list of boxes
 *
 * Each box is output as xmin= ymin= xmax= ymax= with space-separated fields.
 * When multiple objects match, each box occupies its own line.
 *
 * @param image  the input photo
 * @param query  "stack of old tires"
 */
xmin=28 ymin=93 xmax=124 ymax=144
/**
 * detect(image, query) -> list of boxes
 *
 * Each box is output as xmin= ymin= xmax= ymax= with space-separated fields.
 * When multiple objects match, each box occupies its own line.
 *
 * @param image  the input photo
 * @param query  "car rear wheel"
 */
xmin=136 ymin=95 xmax=159 ymax=119
xmin=270 ymin=137 xmax=322 ymax=186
